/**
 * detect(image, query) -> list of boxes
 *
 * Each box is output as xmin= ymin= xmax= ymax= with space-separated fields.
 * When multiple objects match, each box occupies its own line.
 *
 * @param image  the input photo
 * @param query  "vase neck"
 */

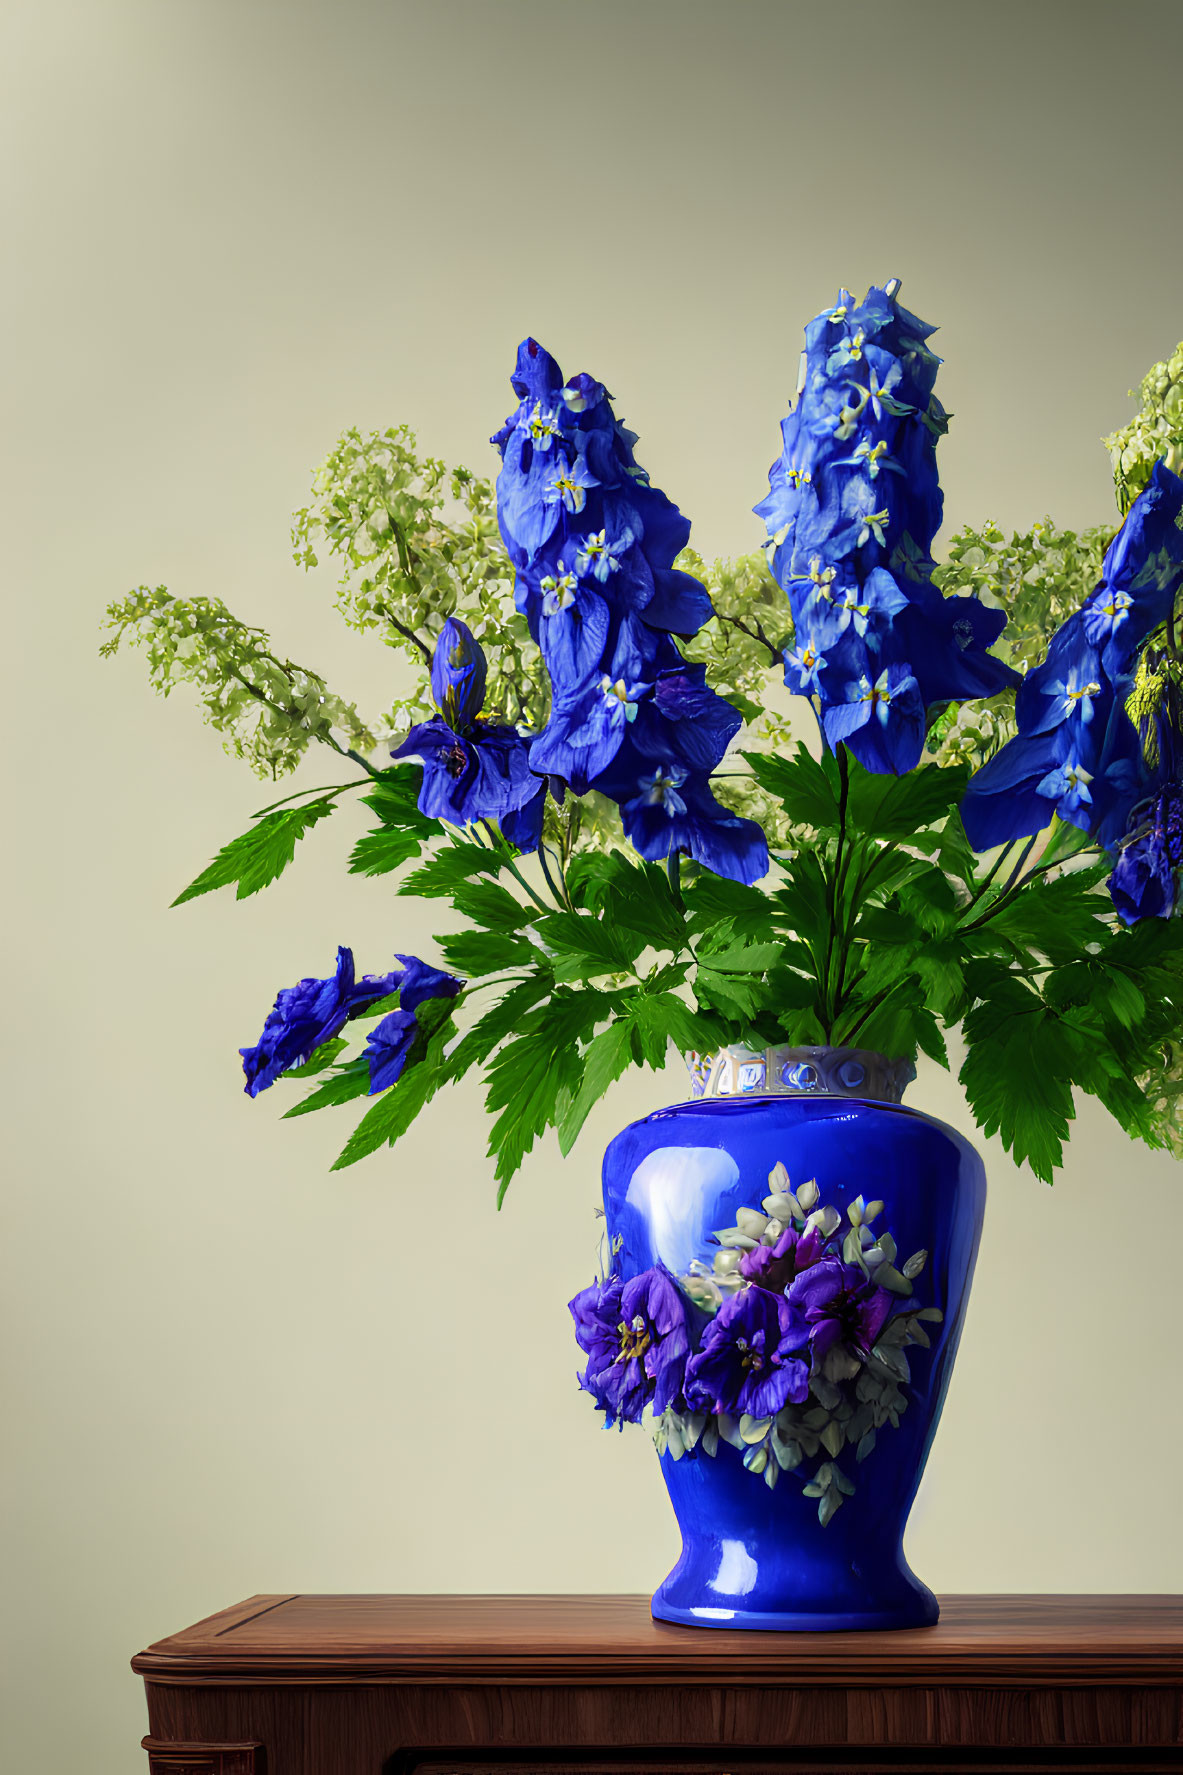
xmin=685 ymin=1044 xmax=915 ymax=1105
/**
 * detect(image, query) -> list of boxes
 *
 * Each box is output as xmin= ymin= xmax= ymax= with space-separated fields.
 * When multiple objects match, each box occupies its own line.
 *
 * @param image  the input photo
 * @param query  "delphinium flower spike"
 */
xmin=756 ymin=280 xmax=1019 ymax=773
xmin=493 ymin=339 xmax=768 ymax=882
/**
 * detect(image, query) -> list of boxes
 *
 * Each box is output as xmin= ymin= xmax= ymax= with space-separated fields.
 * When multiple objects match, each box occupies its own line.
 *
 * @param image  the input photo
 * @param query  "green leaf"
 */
xmin=557 ymin=1019 xmax=638 ymax=1156
xmin=436 ymin=927 xmax=538 ymax=977
xmin=743 ymin=743 xmax=841 ymax=830
xmin=401 ymin=842 xmax=503 ymax=898
xmin=898 ymin=866 xmax=959 ymax=935
xmin=534 ymin=911 xmax=646 ymax=981
xmin=283 ymin=1056 xmax=372 ymax=1118
xmin=636 ymin=992 xmax=727 ymax=1055
xmin=1044 ymin=958 xmax=1146 ymax=1030
xmin=444 ymin=977 xmax=551 ymax=1077
xmin=913 ymin=939 xmax=968 ymax=1018
xmin=359 ymin=768 xmax=436 ymax=838
xmin=973 ymin=863 xmax=1110 ymax=963
xmin=776 ymin=852 xmax=829 ymax=938
xmin=695 ymin=966 xmax=768 ymax=1021
xmin=696 ymin=941 xmax=782 ymax=973
xmin=329 ymin=1034 xmax=449 ymax=1171
xmin=959 ymin=984 xmax=1080 ymax=1181
xmin=172 ymin=797 xmax=338 ymax=906
xmin=484 ymin=991 xmax=605 ymax=1194
xmin=934 ymin=811 xmax=978 ymax=886
xmin=281 ymin=1037 xmax=347 ymax=1079
xmin=347 ymin=826 xmax=425 ymax=876
xmin=684 ymin=872 xmax=772 ymax=943
xmin=450 ymin=878 xmax=531 ymax=931
xmin=845 ymin=756 xmax=970 ymax=840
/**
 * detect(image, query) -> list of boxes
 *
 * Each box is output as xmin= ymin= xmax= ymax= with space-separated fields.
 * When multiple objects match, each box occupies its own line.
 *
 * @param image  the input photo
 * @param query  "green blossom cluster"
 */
xmin=291 ymin=425 xmax=545 ymax=733
xmin=1104 ymin=342 xmax=1183 ymax=515
xmin=100 ymin=586 xmax=373 ymax=778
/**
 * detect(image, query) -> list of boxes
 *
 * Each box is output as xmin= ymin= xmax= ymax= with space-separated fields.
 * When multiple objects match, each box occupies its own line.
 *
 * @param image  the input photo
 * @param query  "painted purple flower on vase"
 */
xmin=738 ymin=1219 xmax=827 ymax=1296
xmin=684 ymin=1287 xmax=809 ymax=1418
xmin=569 ymin=1266 xmax=691 ymax=1427
xmin=783 ymin=1256 xmax=893 ymax=1383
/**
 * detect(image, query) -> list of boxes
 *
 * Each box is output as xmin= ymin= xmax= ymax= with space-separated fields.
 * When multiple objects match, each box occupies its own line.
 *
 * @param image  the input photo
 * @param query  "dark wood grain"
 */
xmin=133 ymin=1592 xmax=1183 ymax=1688
xmin=133 ymin=1595 xmax=1183 ymax=1775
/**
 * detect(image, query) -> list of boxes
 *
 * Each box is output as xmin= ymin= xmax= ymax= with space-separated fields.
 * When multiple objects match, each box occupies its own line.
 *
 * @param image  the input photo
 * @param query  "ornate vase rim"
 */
xmin=684 ymin=1043 xmax=916 ymax=1105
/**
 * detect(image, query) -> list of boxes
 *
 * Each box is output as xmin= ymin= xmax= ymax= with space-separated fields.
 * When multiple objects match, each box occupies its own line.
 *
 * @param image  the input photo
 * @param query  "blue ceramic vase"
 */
xmin=599 ymin=1044 xmax=986 ymax=1632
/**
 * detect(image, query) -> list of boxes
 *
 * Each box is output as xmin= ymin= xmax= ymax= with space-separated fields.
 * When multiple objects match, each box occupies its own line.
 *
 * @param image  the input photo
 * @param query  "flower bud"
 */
xmin=430 ymin=617 xmax=488 ymax=732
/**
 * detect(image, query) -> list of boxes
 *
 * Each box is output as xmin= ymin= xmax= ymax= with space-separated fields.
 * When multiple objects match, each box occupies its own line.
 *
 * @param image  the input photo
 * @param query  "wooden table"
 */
xmin=132 ymin=1593 xmax=1183 ymax=1774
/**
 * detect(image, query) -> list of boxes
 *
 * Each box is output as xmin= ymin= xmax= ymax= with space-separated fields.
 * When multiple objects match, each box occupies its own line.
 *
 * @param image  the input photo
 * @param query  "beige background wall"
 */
xmin=4 ymin=2 xmax=1183 ymax=1770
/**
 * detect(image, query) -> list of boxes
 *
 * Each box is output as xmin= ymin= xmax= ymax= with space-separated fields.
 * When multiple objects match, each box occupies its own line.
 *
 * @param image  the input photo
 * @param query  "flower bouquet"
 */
xmin=105 ymin=284 xmax=1183 ymax=1622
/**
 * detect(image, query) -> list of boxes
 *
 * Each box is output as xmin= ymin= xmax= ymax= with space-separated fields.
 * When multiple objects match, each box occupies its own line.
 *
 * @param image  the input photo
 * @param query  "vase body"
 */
xmin=601 ymin=1080 xmax=985 ymax=1632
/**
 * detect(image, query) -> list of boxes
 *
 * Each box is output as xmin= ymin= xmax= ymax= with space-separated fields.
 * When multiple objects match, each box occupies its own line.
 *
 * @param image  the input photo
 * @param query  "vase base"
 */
xmin=650 ymin=1588 xmax=939 ymax=1634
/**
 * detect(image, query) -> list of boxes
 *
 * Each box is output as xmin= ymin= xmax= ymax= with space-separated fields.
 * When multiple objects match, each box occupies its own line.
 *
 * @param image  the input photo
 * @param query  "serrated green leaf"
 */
xmin=557 ymin=1020 xmax=638 ymax=1156
xmin=959 ymin=989 xmax=1079 ymax=1181
xmin=172 ymin=798 xmax=338 ymax=906
xmin=696 ymin=941 xmax=782 ymax=974
xmin=401 ymin=842 xmax=503 ymax=897
xmin=898 ymin=865 xmax=959 ymax=935
xmin=450 ymin=878 xmax=531 ymax=931
xmin=484 ymin=991 xmax=605 ymax=1194
xmin=743 ymin=743 xmax=841 ymax=830
xmin=358 ymin=767 xmax=436 ymax=836
xmin=534 ymin=911 xmax=646 ymax=980
xmin=436 ymin=927 xmax=538 ymax=977
xmin=347 ymin=826 xmax=425 ymax=876
xmin=329 ymin=1034 xmax=448 ymax=1170
xmin=684 ymin=872 xmax=773 ymax=943
xmin=845 ymin=756 xmax=970 ymax=840
xmin=283 ymin=1056 xmax=372 ymax=1118
xmin=695 ymin=966 xmax=768 ymax=1020
xmin=444 ymin=977 xmax=551 ymax=1078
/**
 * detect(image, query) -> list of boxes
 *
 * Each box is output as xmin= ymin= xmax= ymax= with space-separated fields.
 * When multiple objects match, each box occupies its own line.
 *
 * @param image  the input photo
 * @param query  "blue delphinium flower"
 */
xmin=361 ymin=955 xmax=464 ymax=1094
xmin=1109 ymin=782 xmax=1183 ymax=923
xmin=240 ymin=946 xmax=403 ymax=1097
xmin=569 ymin=1266 xmax=691 ymax=1427
xmin=392 ymin=618 xmax=544 ymax=846
xmin=493 ymin=337 xmax=767 ymax=881
xmin=684 ymin=1287 xmax=810 ymax=1418
xmin=961 ymin=462 xmax=1183 ymax=860
xmin=756 ymin=280 xmax=1019 ymax=775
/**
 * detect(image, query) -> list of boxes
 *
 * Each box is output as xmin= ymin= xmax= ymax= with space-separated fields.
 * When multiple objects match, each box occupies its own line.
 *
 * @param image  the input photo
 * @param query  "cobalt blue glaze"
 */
xmin=601 ymin=1091 xmax=986 ymax=1631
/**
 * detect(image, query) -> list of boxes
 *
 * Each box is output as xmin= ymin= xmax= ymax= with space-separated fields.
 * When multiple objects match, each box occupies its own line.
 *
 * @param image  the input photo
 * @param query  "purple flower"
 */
xmin=430 ymin=617 xmax=488 ymax=732
xmin=362 ymin=1010 xmax=417 ymax=1092
xmin=822 ymin=661 xmax=926 ymax=774
xmin=361 ymin=955 xmax=464 ymax=1094
xmin=684 ymin=1287 xmax=809 ymax=1419
xmin=394 ymin=624 xmax=545 ymax=844
xmin=1109 ymin=784 xmax=1183 ymax=923
xmin=569 ymin=1266 xmax=691 ymax=1426
xmin=239 ymin=946 xmax=401 ymax=1097
xmin=394 ymin=953 xmax=464 ymax=1015
xmin=738 ymin=1219 xmax=827 ymax=1295
xmin=782 ymin=1256 xmax=893 ymax=1383
xmin=392 ymin=716 xmax=542 ymax=833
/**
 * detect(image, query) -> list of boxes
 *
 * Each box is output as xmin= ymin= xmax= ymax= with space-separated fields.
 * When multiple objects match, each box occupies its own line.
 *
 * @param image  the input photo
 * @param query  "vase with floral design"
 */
xmin=575 ymin=1044 xmax=986 ymax=1632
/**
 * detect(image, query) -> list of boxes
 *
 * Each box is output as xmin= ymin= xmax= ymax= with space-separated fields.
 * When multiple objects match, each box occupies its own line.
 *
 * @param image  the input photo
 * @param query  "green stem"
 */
xmin=479 ymin=820 xmax=551 ymax=914
xmin=962 ymin=839 xmax=1019 ymax=913
xmin=667 ymin=849 xmax=683 ymax=904
xmin=821 ymin=749 xmax=850 ymax=1034
xmin=252 ymin=778 xmax=370 ymax=818
xmin=537 ymin=843 xmax=571 ymax=911
xmin=962 ymin=845 xmax=1103 ymax=931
